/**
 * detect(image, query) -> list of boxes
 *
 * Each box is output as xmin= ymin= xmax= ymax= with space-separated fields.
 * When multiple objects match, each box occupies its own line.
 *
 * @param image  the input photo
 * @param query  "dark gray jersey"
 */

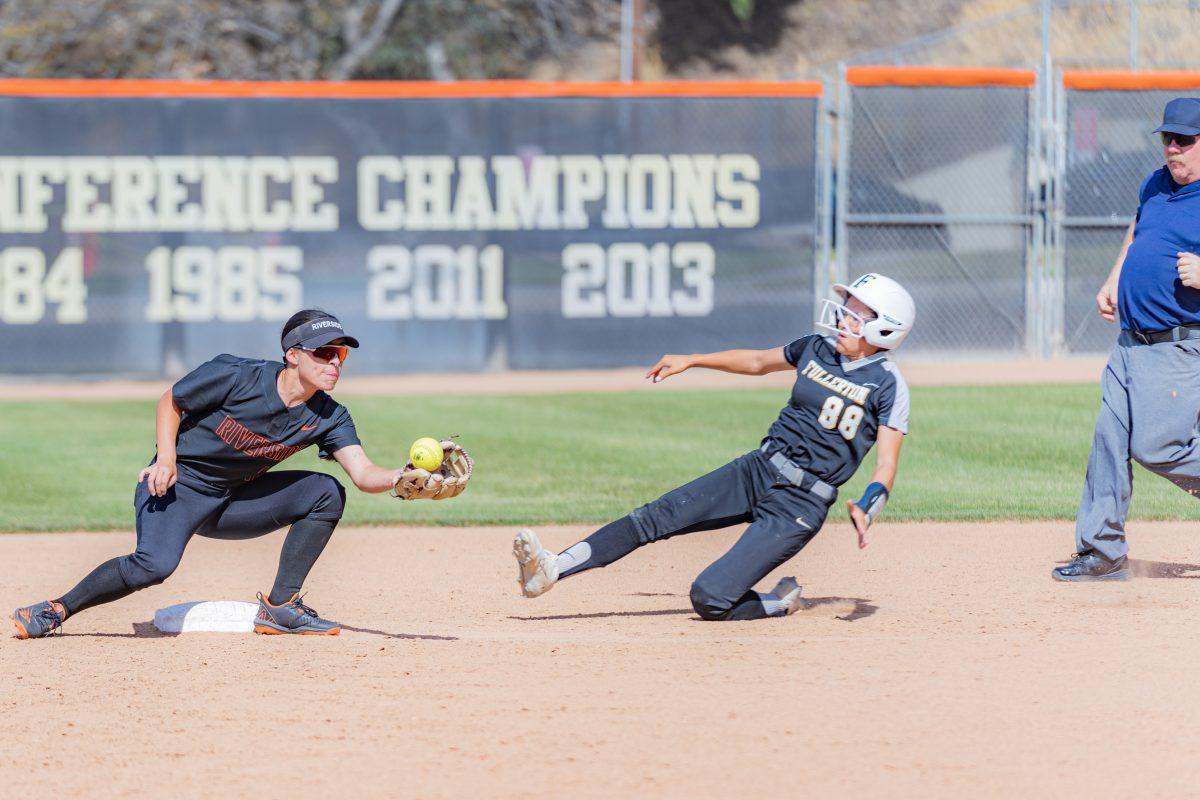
xmin=761 ymin=335 xmax=909 ymax=487
xmin=164 ymin=354 xmax=360 ymax=491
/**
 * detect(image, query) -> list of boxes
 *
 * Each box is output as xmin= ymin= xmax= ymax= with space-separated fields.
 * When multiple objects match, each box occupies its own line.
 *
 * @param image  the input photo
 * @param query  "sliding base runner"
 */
xmin=514 ymin=273 xmax=916 ymax=622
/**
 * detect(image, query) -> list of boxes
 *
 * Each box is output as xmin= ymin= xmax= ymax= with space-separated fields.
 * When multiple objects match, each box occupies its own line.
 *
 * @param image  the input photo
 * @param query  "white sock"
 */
xmin=555 ymin=542 xmax=591 ymax=573
xmin=757 ymin=592 xmax=789 ymax=617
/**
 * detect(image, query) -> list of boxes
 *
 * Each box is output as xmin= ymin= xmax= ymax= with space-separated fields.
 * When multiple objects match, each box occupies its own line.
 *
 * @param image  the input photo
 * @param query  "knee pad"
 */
xmin=689 ymin=579 xmax=732 ymax=621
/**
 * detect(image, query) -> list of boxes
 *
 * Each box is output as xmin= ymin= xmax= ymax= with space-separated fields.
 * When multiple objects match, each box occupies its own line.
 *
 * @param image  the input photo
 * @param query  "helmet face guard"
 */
xmin=816 ymin=298 xmax=871 ymax=340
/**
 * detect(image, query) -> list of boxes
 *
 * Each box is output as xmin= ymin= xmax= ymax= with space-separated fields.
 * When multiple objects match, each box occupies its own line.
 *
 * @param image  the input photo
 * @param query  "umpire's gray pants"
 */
xmin=1077 ymin=331 xmax=1200 ymax=560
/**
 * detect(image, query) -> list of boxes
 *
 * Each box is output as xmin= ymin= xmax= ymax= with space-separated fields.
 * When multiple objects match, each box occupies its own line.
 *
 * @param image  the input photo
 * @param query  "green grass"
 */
xmin=0 ymin=384 xmax=1196 ymax=531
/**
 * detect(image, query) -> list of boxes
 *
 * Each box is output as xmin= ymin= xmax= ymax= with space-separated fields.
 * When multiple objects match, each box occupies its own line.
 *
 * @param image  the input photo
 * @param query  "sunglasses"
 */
xmin=1162 ymin=132 xmax=1198 ymax=148
xmin=297 ymin=345 xmax=350 ymax=364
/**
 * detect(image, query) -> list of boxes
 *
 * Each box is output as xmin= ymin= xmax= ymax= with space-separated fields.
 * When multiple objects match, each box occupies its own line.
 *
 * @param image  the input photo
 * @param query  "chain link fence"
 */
xmin=832 ymin=67 xmax=1200 ymax=357
xmin=1054 ymin=80 xmax=1186 ymax=353
xmin=835 ymin=68 xmax=1040 ymax=355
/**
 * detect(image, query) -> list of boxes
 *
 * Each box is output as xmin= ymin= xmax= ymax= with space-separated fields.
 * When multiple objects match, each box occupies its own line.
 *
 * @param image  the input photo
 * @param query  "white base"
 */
xmin=153 ymin=600 xmax=259 ymax=633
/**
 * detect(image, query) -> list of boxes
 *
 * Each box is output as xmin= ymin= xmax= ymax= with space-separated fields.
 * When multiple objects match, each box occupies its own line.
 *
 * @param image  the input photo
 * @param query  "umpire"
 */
xmin=1055 ymin=97 xmax=1200 ymax=581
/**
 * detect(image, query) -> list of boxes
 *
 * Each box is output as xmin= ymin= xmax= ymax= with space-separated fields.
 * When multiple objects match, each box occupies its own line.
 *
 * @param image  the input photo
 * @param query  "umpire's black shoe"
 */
xmin=1052 ymin=551 xmax=1131 ymax=582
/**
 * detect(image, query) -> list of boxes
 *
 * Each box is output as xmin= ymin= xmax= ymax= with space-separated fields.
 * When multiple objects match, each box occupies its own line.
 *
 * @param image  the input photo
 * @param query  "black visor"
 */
xmin=282 ymin=316 xmax=361 ymax=352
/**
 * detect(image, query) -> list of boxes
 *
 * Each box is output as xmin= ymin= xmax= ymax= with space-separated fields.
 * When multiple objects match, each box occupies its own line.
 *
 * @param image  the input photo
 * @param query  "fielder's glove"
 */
xmin=390 ymin=439 xmax=473 ymax=501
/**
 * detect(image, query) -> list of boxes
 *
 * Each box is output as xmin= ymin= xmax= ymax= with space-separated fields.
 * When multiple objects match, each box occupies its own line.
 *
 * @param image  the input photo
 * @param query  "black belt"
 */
xmin=1128 ymin=324 xmax=1200 ymax=345
xmin=759 ymin=444 xmax=837 ymax=502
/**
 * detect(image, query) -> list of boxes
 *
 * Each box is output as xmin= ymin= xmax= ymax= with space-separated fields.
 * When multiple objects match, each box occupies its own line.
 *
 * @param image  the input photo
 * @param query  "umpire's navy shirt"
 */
xmin=761 ymin=335 xmax=910 ymax=488
xmin=158 ymin=354 xmax=360 ymax=492
xmin=1118 ymin=167 xmax=1200 ymax=332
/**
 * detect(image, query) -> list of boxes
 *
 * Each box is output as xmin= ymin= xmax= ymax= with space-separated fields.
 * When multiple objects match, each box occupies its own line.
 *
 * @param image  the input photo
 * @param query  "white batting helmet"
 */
xmin=819 ymin=273 xmax=916 ymax=350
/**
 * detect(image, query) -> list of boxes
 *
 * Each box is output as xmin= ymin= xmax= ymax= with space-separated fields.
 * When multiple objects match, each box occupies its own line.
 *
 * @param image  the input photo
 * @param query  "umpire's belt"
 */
xmin=1129 ymin=324 xmax=1200 ymax=345
xmin=759 ymin=444 xmax=837 ymax=502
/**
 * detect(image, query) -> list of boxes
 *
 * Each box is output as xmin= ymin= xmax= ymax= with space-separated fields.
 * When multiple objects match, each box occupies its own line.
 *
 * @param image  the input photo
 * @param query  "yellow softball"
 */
xmin=409 ymin=437 xmax=444 ymax=471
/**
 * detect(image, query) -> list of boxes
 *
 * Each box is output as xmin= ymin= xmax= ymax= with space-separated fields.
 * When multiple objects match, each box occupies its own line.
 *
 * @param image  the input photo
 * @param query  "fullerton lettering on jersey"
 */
xmin=799 ymin=361 xmax=871 ymax=405
xmin=214 ymin=415 xmax=303 ymax=463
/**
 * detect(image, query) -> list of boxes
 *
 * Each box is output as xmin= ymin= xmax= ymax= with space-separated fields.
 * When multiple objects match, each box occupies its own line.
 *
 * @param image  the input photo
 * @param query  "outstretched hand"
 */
xmin=847 ymin=500 xmax=870 ymax=549
xmin=646 ymin=355 xmax=692 ymax=384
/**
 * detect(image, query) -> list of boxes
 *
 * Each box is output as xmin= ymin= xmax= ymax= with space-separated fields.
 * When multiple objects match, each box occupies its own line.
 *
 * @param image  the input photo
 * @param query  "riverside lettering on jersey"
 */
xmin=213 ymin=415 xmax=304 ymax=463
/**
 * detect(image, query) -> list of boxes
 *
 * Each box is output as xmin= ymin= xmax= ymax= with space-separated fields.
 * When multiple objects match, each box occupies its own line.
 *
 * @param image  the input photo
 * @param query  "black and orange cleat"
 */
xmin=253 ymin=592 xmax=340 ymax=636
xmin=12 ymin=600 xmax=67 ymax=640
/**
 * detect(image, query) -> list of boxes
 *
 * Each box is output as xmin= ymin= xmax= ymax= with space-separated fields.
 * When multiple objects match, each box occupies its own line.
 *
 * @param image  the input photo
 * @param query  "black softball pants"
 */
xmin=58 ymin=471 xmax=345 ymax=616
xmin=565 ymin=449 xmax=836 ymax=621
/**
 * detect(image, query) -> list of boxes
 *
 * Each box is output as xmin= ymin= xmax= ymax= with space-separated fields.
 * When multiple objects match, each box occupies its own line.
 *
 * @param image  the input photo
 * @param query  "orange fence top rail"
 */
xmin=0 ymin=78 xmax=823 ymax=99
xmin=847 ymin=66 xmax=1036 ymax=88
xmin=1064 ymin=71 xmax=1200 ymax=90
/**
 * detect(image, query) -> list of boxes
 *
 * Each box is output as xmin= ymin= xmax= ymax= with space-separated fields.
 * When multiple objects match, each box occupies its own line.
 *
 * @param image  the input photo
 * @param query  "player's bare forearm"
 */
xmin=868 ymin=462 xmax=897 ymax=492
xmin=138 ymin=390 xmax=183 ymax=495
xmin=692 ymin=349 xmax=781 ymax=375
xmin=647 ymin=346 xmax=791 ymax=382
xmin=871 ymin=426 xmax=904 ymax=491
xmin=849 ymin=426 xmax=904 ymax=548
xmin=357 ymin=463 xmax=404 ymax=494
xmin=155 ymin=390 xmax=182 ymax=464
xmin=332 ymin=444 xmax=402 ymax=493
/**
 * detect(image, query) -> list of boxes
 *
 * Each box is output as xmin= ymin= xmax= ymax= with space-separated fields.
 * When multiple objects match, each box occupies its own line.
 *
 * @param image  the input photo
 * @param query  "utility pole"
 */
xmin=1129 ymin=0 xmax=1139 ymax=70
xmin=620 ymin=0 xmax=645 ymax=82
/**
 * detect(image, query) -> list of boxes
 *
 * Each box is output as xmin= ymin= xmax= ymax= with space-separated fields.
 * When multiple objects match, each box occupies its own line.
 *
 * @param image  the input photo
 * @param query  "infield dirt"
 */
xmin=4 ymin=520 xmax=1199 ymax=799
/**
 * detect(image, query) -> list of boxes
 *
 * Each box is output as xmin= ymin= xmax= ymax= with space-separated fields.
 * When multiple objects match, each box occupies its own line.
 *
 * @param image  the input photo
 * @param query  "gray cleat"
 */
xmin=770 ymin=577 xmax=804 ymax=615
xmin=253 ymin=592 xmax=341 ymax=635
xmin=12 ymin=600 xmax=67 ymax=640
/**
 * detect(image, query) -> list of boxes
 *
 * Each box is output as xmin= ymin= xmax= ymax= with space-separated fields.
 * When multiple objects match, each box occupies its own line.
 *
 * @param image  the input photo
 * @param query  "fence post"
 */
xmin=1129 ymin=0 xmax=1139 ymax=71
xmin=834 ymin=62 xmax=851 ymax=293
xmin=1027 ymin=65 xmax=1045 ymax=357
xmin=1048 ymin=67 xmax=1067 ymax=356
xmin=814 ymin=77 xmax=835 ymax=324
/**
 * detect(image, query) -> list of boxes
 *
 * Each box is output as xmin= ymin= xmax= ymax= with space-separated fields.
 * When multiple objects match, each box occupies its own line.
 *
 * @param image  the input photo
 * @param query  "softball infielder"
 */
xmin=514 ymin=274 xmax=914 ymax=620
xmin=12 ymin=309 xmax=446 ymax=639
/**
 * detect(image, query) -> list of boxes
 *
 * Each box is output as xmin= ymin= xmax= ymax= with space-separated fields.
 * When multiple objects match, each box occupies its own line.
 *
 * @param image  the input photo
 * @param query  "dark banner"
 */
xmin=0 ymin=91 xmax=818 ymax=374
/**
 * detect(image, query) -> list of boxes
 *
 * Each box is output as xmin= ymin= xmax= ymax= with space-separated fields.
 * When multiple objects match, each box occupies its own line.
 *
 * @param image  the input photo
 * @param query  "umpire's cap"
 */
xmin=1153 ymin=98 xmax=1200 ymax=136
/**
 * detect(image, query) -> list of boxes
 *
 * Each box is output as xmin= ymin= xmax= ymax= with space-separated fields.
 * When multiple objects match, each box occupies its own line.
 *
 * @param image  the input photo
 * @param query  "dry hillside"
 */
xmin=0 ymin=0 xmax=1196 ymax=81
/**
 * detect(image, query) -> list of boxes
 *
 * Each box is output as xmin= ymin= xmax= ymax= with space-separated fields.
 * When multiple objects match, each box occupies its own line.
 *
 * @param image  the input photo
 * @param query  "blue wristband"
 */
xmin=854 ymin=482 xmax=889 ymax=525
